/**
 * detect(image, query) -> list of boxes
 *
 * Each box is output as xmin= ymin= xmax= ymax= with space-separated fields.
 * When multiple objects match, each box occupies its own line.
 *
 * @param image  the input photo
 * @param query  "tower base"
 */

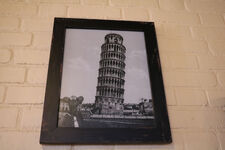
xmin=95 ymin=96 xmax=124 ymax=115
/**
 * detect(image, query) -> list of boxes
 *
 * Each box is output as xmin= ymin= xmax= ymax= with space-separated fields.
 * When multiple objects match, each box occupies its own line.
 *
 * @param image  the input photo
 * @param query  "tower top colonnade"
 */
xmin=105 ymin=33 xmax=123 ymax=45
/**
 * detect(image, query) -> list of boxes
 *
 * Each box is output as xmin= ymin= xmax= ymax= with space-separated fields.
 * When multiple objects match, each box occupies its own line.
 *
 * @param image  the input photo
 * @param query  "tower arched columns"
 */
xmin=95 ymin=33 xmax=126 ymax=115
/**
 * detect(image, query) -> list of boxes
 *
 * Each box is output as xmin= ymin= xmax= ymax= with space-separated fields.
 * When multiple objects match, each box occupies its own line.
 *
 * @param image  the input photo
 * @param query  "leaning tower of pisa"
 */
xmin=95 ymin=33 xmax=126 ymax=115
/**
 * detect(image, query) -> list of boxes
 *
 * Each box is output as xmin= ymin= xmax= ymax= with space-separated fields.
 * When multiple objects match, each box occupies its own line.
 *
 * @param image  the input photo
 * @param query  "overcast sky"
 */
xmin=60 ymin=29 xmax=152 ymax=103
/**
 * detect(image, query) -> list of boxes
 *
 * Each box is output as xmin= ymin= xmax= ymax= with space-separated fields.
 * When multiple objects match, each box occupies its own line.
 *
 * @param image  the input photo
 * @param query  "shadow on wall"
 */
xmin=41 ymin=144 xmax=176 ymax=150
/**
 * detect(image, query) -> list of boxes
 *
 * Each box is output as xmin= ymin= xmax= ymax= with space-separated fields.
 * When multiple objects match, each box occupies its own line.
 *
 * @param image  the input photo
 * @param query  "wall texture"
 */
xmin=0 ymin=0 xmax=225 ymax=150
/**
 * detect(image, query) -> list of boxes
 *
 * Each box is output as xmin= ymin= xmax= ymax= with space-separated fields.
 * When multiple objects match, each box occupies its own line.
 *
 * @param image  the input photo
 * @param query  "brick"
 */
xmin=21 ymin=107 xmax=42 ymax=129
xmin=0 ymin=86 xmax=5 ymax=103
xmin=207 ymin=90 xmax=225 ymax=106
xmin=126 ymin=131 xmax=184 ymax=150
xmin=218 ymin=132 xmax=225 ymax=150
xmin=157 ymin=24 xmax=191 ymax=38
xmin=14 ymin=50 xmax=49 ymax=65
xmin=40 ymin=0 xmax=79 ymax=3
xmin=43 ymin=145 xmax=71 ymax=150
xmin=171 ymin=131 xmax=185 ymax=150
xmin=68 ymin=6 xmax=121 ymax=19
xmin=0 ymin=107 xmax=18 ymax=128
xmin=184 ymin=132 xmax=219 ymax=150
xmin=39 ymin=4 xmax=67 ymax=18
xmin=22 ymin=0 xmax=40 ymax=2
xmin=198 ymin=56 xmax=225 ymax=69
xmin=169 ymin=110 xmax=225 ymax=128
xmin=0 ymin=3 xmax=37 ymax=17
xmin=83 ymin=0 xmax=108 ymax=5
xmin=208 ymin=41 xmax=225 ymax=56
xmin=159 ymin=54 xmax=170 ymax=69
xmin=32 ymin=32 xmax=52 ymax=49
xmin=123 ymin=8 xmax=148 ymax=21
xmin=114 ymin=145 xmax=171 ymax=150
xmin=167 ymin=54 xmax=198 ymax=69
xmin=110 ymin=0 xmax=158 ymax=8
xmin=6 ymin=86 xmax=45 ymax=104
xmin=217 ymin=72 xmax=225 ymax=88
xmin=157 ymin=37 xmax=209 ymax=54
xmin=175 ymin=88 xmax=207 ymax=106
xmin=189 ymin=111 xmax=225 ymax=129
xmin=0 ymin=49 xmax=11 ymax=63
xmin=165 ymin=87 xmax=176 ymax=105
xmin=191 ymin=27 xmax=225 ymax=41
xmin=163 ymin=71 xmax=217 ymax=87
xmin=0 ymin=132 xmax=41 ymax=150
xmin=0 ymin=17 xmax=20 ymax=30
xmin=0 ymin=33 xmax=32 ymax=46
xmin=168 ymin=110 xmax=187 ymax=128
xmin=0 ymin=67 xmax=25 ymax=83
xmin=159 ymin=0 xmax=185 ymax=10
xmin=200 ymin=13 xmax=225 ymax=26
xmin=21 ymin=18 xmax=53 ymax=32
xmin=73 ymin=145 xmax=114 ymax=150
xmin=185 ymin=0 xmax=225 ymax=12
xmin=27 ymin=68 xmax=48 ymax=84
xmin=150 ymin=10 xmax=200 ymax=25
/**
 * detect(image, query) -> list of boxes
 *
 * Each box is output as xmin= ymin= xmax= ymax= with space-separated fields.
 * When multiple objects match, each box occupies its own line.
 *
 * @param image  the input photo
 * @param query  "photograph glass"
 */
xmin=58 ymin=29 xmax=155 ymax=128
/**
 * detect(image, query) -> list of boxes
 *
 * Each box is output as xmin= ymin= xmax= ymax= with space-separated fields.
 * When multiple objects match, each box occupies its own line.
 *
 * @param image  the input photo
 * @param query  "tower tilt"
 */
xmin=95 ymin=33 xmax=126 ymax=115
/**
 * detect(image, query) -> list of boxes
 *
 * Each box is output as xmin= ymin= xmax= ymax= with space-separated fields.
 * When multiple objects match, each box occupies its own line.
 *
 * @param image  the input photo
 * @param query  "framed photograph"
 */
xmin=40 ymin=18 xmax=171 ymax=144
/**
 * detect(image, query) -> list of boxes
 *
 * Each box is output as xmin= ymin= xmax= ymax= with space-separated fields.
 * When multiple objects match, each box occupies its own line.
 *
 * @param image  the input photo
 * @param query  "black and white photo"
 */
xmin=58 ymin=30 xmax=155 ymax=128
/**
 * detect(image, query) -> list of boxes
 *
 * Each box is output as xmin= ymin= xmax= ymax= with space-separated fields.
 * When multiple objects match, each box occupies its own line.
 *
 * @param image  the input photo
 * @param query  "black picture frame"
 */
xmin=40 ymin=18 xmax=172 ymax=144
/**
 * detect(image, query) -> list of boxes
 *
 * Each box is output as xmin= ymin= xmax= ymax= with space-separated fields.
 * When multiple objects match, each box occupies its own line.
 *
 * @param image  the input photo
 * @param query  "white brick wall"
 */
xmin=21 ymin=107 xmax=43 ymax=129
xmin=68 ymin=6 xmax=121 ymax=19
xmin=14 ymin=50 xmax=49 ymax=65
xmin=0 ymin=17 xmax=20 ymax=30
xmin=0 ymin=0 xmax=224 ymax=150
xmin=0 ymin=33 xmax=32 ymax=46
xmin=0 ymin=107 xmax=18 ymax=128
xmin=184 ymin=132 xmax=219 ymax=150
xmin=0 ymin=49 xmax=11 ymax=63
xmin=6 ymin=86 xmax=45 ymax=104
xmin=27 ymin=67 xmax=48 ymax=84
xmin=0 ymin=67 xmax=26 ymax=83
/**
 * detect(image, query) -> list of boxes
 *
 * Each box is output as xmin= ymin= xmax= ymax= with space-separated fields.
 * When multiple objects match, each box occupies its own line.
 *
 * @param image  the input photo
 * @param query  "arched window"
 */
xmin=111 ymin=88 xmax=113 ymax=95
xmin=106 ymin=38 xmax=109 ymax=43
xmin=108 ymin=88 xmax=110 ymax=94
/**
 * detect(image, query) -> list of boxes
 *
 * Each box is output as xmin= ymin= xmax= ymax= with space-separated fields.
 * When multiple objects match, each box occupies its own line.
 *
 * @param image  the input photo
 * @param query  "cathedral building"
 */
xmin=95 ymin=33 xmax=126 ymax=115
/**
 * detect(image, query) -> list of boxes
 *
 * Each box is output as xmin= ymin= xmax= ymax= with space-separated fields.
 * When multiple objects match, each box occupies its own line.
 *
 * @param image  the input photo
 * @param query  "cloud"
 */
xmin=129 ymin=49 xmax=145 ymax=57
xmin=126 ymin=68 xmax=149 ymax=80
xmin=64 ymin=57 xmax=91 ymax=72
